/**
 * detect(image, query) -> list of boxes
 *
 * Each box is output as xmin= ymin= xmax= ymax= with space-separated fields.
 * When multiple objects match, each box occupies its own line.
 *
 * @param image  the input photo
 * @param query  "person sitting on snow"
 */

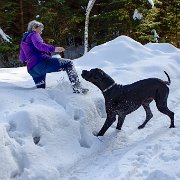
xmin=19 ymin=20 xmax=88 ymax=94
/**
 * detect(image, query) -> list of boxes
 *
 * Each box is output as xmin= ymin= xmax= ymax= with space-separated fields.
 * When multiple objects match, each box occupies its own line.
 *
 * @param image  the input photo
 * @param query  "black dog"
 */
xmin=81 ymin=68 xmax=175 ymax=136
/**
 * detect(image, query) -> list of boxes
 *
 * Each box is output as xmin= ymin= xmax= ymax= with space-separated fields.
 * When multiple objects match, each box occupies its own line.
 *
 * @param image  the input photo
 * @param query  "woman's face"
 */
xmin=32 ymin=26 xmax=43 ymax=34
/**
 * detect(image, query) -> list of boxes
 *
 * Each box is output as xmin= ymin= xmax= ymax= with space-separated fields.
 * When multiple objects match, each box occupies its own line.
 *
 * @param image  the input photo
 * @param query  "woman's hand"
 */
xmin=55 ymin=47 xmax=65 ymax=52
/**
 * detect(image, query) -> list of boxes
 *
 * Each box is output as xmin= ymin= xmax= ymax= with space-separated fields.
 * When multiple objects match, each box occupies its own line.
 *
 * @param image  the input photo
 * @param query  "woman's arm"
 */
xmin=31 ymin=32 xmax=55 ymax=53
xmin=19 ymin=45 xmax=27 ymax=62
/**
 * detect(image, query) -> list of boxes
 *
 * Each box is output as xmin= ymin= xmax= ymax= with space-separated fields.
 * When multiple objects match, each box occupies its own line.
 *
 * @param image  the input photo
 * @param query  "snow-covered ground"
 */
xmin=0 ymin=35 xmax=180 ymax=180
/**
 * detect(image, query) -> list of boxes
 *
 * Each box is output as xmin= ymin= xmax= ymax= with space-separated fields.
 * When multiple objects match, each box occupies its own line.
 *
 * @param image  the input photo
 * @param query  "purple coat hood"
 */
xmin=19 ymin=31 xmax=55 ymax=70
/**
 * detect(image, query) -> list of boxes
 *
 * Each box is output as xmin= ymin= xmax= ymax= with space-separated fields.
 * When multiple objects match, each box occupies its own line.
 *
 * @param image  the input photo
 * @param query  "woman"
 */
xmin=19 ymin=20 xmax=88 ymax=94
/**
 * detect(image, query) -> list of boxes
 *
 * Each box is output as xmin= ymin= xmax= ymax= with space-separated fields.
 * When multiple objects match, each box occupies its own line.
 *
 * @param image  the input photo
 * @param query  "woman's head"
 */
xmin=27 ymin=20 xmax=44 ymax=33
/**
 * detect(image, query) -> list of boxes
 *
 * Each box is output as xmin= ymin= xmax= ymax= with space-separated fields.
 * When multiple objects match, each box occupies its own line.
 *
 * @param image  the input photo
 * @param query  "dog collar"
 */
xmin=102 ymin=82 xmax=116 ymax=93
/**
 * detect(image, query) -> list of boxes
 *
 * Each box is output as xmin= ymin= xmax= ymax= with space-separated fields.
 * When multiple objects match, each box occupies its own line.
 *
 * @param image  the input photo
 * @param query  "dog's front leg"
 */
xmin=116 ymin=114 xmax=126 ymax=130
xmin=97 ymin=113 xmax=116 ymax=136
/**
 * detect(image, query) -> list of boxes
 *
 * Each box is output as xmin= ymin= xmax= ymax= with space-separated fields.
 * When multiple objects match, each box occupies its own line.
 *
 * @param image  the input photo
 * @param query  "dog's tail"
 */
xmin=164 ymin=71 xmax=171 ymax=85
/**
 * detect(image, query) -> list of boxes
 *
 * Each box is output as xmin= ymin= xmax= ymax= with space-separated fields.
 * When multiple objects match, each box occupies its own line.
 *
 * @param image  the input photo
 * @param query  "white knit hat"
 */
xmin=27 ymin=20 xmax=44 ymax=32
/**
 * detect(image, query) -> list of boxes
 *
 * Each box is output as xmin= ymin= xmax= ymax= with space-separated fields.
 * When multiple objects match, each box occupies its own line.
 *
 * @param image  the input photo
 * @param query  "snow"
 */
xmin=151 ymin=29 xmax=159 ymax=43
xmin=0 ymin=35 xmax=180 ymax=180
xmin=133 ymin=9 xmax=143 ymax=20
xmin=0 ymin=27 xmax=11 ymax=42
xmin=147 ymin=0 xmax=154 ymax=8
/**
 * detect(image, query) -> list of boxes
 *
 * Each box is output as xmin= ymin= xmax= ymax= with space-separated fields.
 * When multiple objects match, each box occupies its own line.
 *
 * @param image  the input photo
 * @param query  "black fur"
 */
xmin=81 ymin=68 xmax=175 ymax=136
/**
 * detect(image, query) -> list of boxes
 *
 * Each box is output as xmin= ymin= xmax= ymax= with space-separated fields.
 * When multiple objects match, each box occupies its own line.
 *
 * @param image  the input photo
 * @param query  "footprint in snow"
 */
xmin=78 ymin=125 xmax=92 ymax=148
xmin=32 ymin=129 xmax=41 ymax=146
xmin=30 ymin=98 xmax=34 ymax=103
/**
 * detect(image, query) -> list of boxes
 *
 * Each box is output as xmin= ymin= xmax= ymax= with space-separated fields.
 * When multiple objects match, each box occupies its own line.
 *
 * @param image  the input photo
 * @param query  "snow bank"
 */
xmin=0 ymin=35 xmax=180 ymax=180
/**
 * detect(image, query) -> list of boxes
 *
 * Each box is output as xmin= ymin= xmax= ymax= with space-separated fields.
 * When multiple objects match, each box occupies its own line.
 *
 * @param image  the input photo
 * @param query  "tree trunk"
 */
xmin=19 ymin=0 xmax=24 ymax=34
xmin=84 ymin=0 xmax=96 ymax=55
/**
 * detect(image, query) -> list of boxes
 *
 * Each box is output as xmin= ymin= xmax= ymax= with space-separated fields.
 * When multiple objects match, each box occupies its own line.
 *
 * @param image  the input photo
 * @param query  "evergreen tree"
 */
xmin=0 ymin=0 xmax=179 ymax=67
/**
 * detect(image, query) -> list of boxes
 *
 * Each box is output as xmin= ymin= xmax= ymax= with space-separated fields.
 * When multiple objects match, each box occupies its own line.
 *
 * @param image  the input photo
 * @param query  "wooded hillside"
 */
xmin=0 ymin=0 xmax=179 ymax=67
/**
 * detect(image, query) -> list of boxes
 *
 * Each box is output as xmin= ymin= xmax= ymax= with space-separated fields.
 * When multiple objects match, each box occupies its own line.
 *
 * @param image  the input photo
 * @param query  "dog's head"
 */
xmin=81 ymin=68 xmax=115 ymax=91
xmin=81 ymin=68 xmax=104 ymax=83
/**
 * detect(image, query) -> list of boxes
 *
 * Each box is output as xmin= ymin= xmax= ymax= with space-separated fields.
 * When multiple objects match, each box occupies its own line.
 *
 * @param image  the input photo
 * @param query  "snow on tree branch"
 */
xmin=0 ymin=27 xmax=11 ymax=42
xmin=147 ymin=0 xmax=154 ymax=8
xmin=151 ymin=29 xmax=159 ymax=43
xmin=133 ymin=9 xmax=143 ymax=20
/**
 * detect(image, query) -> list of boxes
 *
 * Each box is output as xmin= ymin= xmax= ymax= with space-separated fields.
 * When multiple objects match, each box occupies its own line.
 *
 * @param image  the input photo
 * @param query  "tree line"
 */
xmin=0 ymin=0 xmax=179 ymax=67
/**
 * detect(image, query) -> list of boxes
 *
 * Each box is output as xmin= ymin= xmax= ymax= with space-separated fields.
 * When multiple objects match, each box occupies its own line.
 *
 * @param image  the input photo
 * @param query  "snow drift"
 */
xmin=0 ymin=35 xmax=180 ymax=180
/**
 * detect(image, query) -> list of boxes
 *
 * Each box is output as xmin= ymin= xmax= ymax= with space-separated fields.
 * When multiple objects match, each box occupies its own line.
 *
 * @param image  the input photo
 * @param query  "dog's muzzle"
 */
xmin=81 ymin=70 xmax=90 ymax=79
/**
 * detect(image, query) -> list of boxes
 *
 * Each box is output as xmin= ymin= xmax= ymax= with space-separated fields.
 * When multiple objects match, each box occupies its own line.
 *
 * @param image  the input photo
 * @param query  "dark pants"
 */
xmin=28 ymin=57 xmax=80 ymax=89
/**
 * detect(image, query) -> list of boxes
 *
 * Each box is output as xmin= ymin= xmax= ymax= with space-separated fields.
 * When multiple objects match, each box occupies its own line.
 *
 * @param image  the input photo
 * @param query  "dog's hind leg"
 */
xmin=116 ymin=114 xmax=126 ymax=130
xmin=138 ymin=100 xmax=153 ymax=129
xmin=155 ymin=89 xmax=175 ymax=128
xmin=97 ymin=113 xmax=116 ymax=136
xmin=156 ymin=104 xmax=175 ymax=128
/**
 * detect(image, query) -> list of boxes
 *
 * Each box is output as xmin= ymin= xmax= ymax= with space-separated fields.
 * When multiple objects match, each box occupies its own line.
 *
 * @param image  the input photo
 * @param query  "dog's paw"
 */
xmin=138 ymin=125 xmax=145 ymax=129
xmin=169 ymin=125 xmax=175 ymax=128
xmin=116 ymin=127 xmax=121 ymax=130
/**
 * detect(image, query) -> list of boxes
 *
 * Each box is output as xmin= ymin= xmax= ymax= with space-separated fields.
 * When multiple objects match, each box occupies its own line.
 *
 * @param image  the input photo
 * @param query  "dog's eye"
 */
xmin=97 ymin=71 xmax=104 ymax=79
xmin=100 ymin=71 xmax=104 ymax=76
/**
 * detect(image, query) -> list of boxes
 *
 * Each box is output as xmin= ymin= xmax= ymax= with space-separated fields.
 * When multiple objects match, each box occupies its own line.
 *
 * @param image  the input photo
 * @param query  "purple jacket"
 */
xmin=19 ymin=31 xmax=55 ymax=70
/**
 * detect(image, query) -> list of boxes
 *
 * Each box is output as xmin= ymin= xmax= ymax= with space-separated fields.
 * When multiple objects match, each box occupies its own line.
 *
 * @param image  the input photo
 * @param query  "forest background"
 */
xmin=0 ymin=0 xmax=179 ymax=67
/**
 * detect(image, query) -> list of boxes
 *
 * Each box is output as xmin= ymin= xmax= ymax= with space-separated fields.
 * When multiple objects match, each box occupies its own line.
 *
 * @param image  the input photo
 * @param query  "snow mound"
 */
xmin=76 ymin=35 xmax=154 ymax=68
xmin=145 ymin=42 xmax=180 ymax=53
